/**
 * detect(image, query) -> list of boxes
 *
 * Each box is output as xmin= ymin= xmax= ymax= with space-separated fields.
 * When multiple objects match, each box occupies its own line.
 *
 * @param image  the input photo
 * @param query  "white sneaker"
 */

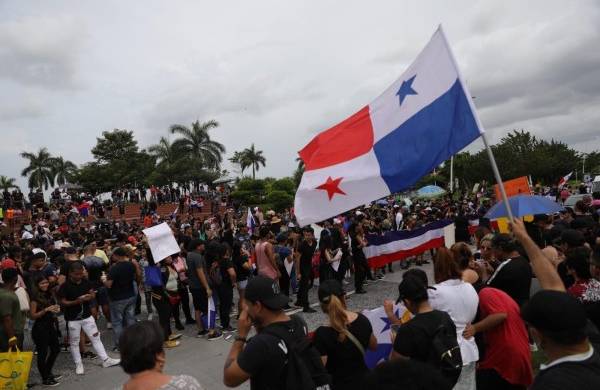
xmin=106 ymin=322 xmax=113 ymax=330
xmin=75 ymin=363 xmax=84 ymax=375
xmin=147 ymin=313 xmax=153 ymax=321
xmin=102 ymin=357 xmax=121 ymax=368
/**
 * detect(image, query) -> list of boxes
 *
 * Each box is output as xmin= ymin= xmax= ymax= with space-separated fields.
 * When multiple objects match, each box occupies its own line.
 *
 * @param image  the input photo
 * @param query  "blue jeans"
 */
xmin=110 ymin=295 xmax=137 ymax=347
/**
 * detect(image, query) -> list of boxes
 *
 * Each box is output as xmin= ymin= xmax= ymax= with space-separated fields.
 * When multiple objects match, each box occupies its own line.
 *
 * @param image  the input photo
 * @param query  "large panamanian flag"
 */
xmin=295 ymin=26 xmax=482 ymax=226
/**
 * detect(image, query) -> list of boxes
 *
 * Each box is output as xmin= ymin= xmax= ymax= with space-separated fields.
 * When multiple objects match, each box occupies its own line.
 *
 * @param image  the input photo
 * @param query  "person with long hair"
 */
xmin=170 ymin=252 xmax=195 ymax=325
xmin=231 ymin=241 xmax=251 ymax=317
xmin=145 ymin=249 xmax=180 ymax=348
xmin=161 ymin=255 xmax=184 ymax=331
xmin=118 ymin=321 xmax=203 ymax=390
xmin=450 ymin=243 xmax=481 ymax=288
xmin=349 ymin=223 xmax=368 ymax=294
xmin=431 ymin=248 xmax=479 ymax=390
xmin=314 ymin=280 xmax=377 ymax=390
xmin=318 ymin=234 xmax=336 ymax=283
xmin=29 ymin=274 xmax=62 ymax=386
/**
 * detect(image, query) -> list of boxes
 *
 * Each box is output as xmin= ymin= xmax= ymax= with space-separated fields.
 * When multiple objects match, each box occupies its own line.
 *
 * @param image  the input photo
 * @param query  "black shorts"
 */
xmin=190 ymin=288 xmax=208 ymax=313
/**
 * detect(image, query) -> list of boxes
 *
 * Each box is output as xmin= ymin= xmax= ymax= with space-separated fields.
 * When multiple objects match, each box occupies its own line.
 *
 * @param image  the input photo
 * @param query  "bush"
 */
xmin=230 ymin=190 xmax=262 ymax=205
xmin=271 ymin=178 xmax=295 ymax=194
xmin=236 ymin=178 xmax=266 ymax=192
xmin=265 ymin=190 xmax=294 ymax=212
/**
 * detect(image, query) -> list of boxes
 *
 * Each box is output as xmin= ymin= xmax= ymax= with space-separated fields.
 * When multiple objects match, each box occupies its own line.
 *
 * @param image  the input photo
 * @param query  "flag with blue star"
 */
xmin=363 ymin=304 xmax=410 ymax=368
xmin=396 ymin=74 xmax=418 ymax=105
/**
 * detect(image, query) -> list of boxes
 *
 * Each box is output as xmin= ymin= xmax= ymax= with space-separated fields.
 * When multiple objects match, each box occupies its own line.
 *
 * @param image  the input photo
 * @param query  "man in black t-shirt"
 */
xmin=58 ymin=262 xmax=120 ymax=375
xmin=103 ymin=247 xmax=140 ymax=349
xmin=294 ymin=227 xmax=317 ymax=313
xmin=488 ymin=234 xmax=532 ymax=307
xmin=523 ymin=290 xmax=600 ymax=390
xmin=223 ymin=276 xmax=318 ymax=389
xmin=389 ymin=269 xmax=460 ymax=387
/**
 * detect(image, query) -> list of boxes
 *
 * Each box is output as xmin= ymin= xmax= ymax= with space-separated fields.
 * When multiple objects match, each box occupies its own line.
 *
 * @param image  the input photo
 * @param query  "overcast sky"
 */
xmin=1 ymin=0 xmax=599 ymax=190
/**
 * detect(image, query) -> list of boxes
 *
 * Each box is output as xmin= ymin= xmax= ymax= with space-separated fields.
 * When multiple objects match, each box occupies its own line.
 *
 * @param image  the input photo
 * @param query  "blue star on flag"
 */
xmin=380 ymin=308 xmax=400 ymax=333
xmin=396 ymin=75 xmax=418 ymax=106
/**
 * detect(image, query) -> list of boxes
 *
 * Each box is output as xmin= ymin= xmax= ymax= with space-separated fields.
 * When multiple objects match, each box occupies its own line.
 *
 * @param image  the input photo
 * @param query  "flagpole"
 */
xmin=449 ymin=156 xmax=454 ymax=193
xmin=438 ymin=25 xmax=514 ymax=221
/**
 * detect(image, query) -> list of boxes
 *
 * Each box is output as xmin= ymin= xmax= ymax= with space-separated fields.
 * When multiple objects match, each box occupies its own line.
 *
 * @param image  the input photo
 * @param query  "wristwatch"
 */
xmin=234 ymin=335 xmax=247 ymax=343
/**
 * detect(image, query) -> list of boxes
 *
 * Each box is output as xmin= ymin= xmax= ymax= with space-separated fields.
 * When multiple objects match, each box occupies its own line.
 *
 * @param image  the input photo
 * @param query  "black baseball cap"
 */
xmin=245 ymin=276 xmax=288 ymax=310
xmin=395 ymin=275 xmax=429 ymax=304
xmin=318 ymin=280 xmax=344 ymax=304
xmin=522 ymin=290 xmax=587 ymax=333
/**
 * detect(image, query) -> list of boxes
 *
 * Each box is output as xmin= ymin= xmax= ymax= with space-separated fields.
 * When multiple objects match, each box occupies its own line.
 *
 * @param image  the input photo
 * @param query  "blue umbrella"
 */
xmin=417 ymin=185 xmax=446 ymax=198
xmin=485 ymin=195 xmax=564 ymax=219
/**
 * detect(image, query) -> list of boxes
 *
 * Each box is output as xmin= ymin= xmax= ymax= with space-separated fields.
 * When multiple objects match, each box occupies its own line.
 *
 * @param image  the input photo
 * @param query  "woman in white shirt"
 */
xmin=429 ymin=247 xmax=479 ymax=390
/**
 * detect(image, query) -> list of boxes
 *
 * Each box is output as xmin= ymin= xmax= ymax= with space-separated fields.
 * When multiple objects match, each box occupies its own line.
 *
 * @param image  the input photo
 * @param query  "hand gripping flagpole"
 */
xmin=438 ymin=25 xmax=514 ymax=221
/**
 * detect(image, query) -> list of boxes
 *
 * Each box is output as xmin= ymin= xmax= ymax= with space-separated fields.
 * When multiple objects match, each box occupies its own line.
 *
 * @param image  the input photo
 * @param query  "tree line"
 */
xmin=420 ymin=130 xmax=600 ymax=190
xmin=8 ymin=120 xmax=269 ymax=195
xmin=5 ymin=127 xmax=599 ymax=198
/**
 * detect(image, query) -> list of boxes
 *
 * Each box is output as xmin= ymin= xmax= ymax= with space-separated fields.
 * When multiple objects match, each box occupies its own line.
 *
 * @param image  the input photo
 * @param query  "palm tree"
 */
xmin=240 ymin=143 xmax=266 ymax=180
xmin=20 ymin=148 xmax=56 ymax=190
xmin=229 ymin=151 xmax=247 ymax=175
xmin=169 ymin=120 xmax=225 ymax=171
xmin=52 ymin=157 xmax=78 ymax=186
xmin=0 ymin=176 xmax=18 ymax=192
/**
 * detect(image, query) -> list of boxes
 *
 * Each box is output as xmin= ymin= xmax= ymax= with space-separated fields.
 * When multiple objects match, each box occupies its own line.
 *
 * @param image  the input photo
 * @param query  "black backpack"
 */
xmin=430 ymin=323 xmax=462 ymax=385
xmin=208 ymin=261 xmax=222 ymax=287
xmin=262 ymin=317 xmax=332 ymax=390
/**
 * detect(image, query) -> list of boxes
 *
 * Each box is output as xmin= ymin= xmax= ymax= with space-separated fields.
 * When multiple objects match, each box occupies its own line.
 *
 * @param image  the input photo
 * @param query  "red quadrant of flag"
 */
xmin=298 ymin=106 xmax=374 ymax=171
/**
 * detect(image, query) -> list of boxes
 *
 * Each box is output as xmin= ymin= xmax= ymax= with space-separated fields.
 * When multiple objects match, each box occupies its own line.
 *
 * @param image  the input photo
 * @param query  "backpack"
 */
xmin=144 ymin=265 xmax=163 ymax=287
xmin=430 ymin=323 xmax=462 ymax=385
xmin=262 ymin=316 xmax=332 ymax=390
xmin=208 ymin=261 xmax=223 ymax=287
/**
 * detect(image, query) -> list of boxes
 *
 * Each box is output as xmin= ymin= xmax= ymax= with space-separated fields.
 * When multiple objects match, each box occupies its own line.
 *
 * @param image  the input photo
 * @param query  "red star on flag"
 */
xmin=315 ymin=176 xmax=346 ymax=200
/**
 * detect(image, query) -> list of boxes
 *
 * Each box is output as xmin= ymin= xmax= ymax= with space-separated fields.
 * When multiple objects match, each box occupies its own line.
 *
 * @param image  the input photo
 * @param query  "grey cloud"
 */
xmin=0 ymin=15 xmax=85 ymax=89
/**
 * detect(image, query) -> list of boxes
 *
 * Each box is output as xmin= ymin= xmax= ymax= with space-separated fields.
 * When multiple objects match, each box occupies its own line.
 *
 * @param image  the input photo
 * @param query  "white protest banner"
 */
xmin=143 ymin=222 xmax=180 ymax=263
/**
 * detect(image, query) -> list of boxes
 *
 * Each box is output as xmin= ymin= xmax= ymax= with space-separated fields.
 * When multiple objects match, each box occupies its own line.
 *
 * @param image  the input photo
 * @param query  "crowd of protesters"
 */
xmin=1 ymin=182 xmax=600 ymax=389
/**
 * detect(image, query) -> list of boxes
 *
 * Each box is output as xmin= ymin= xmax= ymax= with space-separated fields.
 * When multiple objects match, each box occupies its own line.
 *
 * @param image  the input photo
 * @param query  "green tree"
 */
xmin=271 ymin=178 xmax=296 ymax=194
xmin=265 ymin=190 xmax=294 ymax=212
xmin=20 ymin=147 xmax=56 ymax=190
xmin=0 ymin=176 xmax=18 ymax=192
xmin=170 ymin=120 xmax=225 ymax=171
xmin=239 ymin=143 xmax=266 ymax=180
xmin=148 ymin=137 xmax=185 ymax=185
xmin=92 ymin=129 xmax=139 ymax=163
xmin=52 ymin=157 xmax=78 ymax=186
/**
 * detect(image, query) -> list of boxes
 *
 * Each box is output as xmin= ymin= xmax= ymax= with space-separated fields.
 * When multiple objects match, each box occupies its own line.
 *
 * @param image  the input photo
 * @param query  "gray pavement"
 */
xmin=28 ymin=260 xmax=434 ymax=389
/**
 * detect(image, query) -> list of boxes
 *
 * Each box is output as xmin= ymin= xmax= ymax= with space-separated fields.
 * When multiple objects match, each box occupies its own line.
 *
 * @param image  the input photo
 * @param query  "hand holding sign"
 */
xmin=143 ymin=222 xmax=180 ymax=263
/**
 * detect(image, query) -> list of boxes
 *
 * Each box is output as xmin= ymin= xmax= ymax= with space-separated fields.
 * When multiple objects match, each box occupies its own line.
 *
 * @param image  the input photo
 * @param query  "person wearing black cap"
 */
xmin=487 ymin=233 xmax=532 ymax=307
xmin=388 ymin=269 xmax=461 ymax=386
xmin=523 ymin=290 xmax=600 ymax=390
xmin=223 ymin=275 xmax=327 ymax=389
xmin=313 ymin=280 xmax=377 ymax=390
xmin=103 ymin=246 xmax=140 ymax=350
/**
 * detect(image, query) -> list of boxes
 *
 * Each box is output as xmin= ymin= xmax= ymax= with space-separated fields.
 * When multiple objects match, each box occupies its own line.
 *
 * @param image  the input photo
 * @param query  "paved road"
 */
xmin=28 ymin=261 xmax=434 ymax=389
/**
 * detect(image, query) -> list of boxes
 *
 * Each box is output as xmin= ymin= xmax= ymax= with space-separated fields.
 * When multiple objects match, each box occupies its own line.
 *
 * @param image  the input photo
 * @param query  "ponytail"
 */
xmin=324 ymin=294 xmax=348 ymax=341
